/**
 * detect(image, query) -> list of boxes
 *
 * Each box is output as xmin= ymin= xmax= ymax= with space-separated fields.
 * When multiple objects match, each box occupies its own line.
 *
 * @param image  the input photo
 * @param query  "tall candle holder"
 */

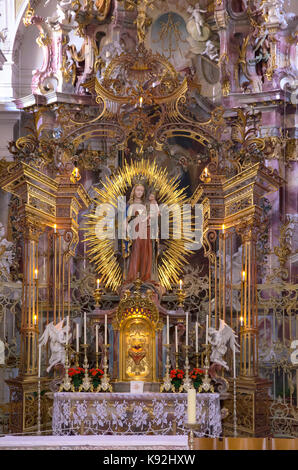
xmin=194 ymin=352 xmax=200 ymax=369
xmin=175 ymin=351 xmax=179 ymax=369
xmin=95 ymin=351 xmax=102 ymax=369
xmin=79 ymin=344 xmax=92 ymax=392
xmin=75 ymin=351 xmax=80 ymax=368
xmin=160 ymin=344 xmax=175 ymax=392
xmin=185 ymin=423 xmax=200 ymax=450
xmin=59 ymin=344 xmax=74 ymax=392
xmin=182 ymin=345 xmax=192 ymax=391
xmin=37 ymin=375 xmax=41 ymax=435
xmin=233 ymin=377 xmax=237 ymax=437
xmin=198 ymin=354 xmax=214 ymax=393
xmin=177 ymin=289 xmax=186 ymax=308
xmin=94 ymin=287 xmax=102 ymax=307
xmin=99 ymin=344 xmax=112 ymax=392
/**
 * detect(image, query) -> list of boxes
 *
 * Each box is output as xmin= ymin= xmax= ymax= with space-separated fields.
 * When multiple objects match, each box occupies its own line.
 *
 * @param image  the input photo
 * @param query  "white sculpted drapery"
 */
xmin=52 ymin=392 xmax=222 ymax=437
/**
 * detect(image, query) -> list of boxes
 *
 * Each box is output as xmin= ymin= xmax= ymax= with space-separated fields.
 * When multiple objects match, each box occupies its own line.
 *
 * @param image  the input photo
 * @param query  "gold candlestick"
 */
xmin=198 ymin=355 xmax=214 ymax=393
xmin=94 ymin=288 xmax=102 ymax=307
xmin=185 ymin=423 xmax=200 ymax=450
xmin=182 ymin=345 xmax=192 ymax=391
xmin=59 ymin=344 xmax=74 ymax=392
xmin=75 ymin=351 xmax=80 ymax=368
xmin=99 ymin=344 xmax=112 ymax=392
xmin=177 ymin=289 xmax=186 ymax=308
xmin=175 ymin=351 xmax=179 ymax=369
xmin=160 ymin=344 xmax=175 ymax=392
xmin=95 ymin=351 xmax=101 ymax=369
xmin=195 ymin=352 xmax=200 ymax=369
xmin=79 ymin=344 xmax=92 ymax=392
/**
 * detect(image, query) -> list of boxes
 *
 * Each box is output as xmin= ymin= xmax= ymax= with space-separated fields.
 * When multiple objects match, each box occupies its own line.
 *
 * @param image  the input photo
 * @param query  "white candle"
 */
xmin=186 ymin=312 xmax=188 ymax=346
xmin=97 ymin=278 xmax=100 ymax=289
xmin=3 ymin=310 xmax=5 ymax=339
xmin=54 ymin=224 xmax=57 ymax=233
xmin=175 ymin=325 xmax=178 ymax=353
xmin=195 ymin=321 xmax=198 ymax=353
xmin=206 ymin=314 xmax=209 ymax=345
xmin=179 ymin=279 xmax=182 ymax=290
xmin=66 ymin=316 xmax=69 ymax=345
xmin=96 ymin=324 xmax=99 ymax=353
xmin=104 ymin=314 xmax=107 ymax=345
xmin=38 ymin=344 xmax=41 ymax=378
xmin=76 ymin=323 xmax=79 ymax=353
xmin=187 ymin=388 xmax=196 ymax=424
xmin=166 ymin=315 xmax=169 ymax=344
xmin=233 ymin=344 xmax=236 ymax=379
xmin=84 ymin=312 xmax=87 ymax=344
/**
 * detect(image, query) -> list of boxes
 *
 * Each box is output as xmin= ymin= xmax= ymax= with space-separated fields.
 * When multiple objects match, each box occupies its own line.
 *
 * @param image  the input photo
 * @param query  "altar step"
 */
xmin=0 ymin=435 xmax=189 ymax=450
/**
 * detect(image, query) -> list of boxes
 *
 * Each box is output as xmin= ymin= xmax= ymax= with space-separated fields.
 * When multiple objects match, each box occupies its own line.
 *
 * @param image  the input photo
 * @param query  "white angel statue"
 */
xmin=45 ymin=0 xmax=77 ymax=26
xmin=187 ymin=3 xmax=207 ymax=38
xmin=39 ymin=319 xmax=72 ymax=373
xmin=0 ymin=222 xmax=13 ymax=282
xmin=208 ymin=319 xmax=240 ymax=370
xmin=203 ymin=40 xmax=219 ymax=62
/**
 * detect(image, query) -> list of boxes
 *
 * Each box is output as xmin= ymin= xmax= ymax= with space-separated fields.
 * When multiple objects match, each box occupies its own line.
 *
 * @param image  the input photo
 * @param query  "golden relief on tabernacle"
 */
xmin=121 ymin=318 xmax=155 ymax=382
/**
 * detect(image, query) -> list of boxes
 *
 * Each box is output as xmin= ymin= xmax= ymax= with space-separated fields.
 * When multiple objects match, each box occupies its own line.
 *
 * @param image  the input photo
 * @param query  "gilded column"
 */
xmin=238 ymin=224 xmax=258 ymax=379
xmin=19 ymin=221 xmax=44 ymax=377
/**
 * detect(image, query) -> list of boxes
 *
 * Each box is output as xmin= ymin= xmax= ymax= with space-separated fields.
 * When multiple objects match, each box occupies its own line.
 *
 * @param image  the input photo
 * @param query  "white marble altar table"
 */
xmin=52 ymin=392 xmax=222 ymax=437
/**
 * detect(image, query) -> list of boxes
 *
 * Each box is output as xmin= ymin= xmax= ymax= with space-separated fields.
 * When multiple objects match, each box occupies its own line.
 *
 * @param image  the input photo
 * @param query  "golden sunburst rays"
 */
xmin=84 ymin=159 xmax=194 ymax=291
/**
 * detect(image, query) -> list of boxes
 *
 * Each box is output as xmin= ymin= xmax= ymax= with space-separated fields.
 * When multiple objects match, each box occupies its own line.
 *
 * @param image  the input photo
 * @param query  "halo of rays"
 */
xmin=84 ymin=159 xmax=193 ymax=291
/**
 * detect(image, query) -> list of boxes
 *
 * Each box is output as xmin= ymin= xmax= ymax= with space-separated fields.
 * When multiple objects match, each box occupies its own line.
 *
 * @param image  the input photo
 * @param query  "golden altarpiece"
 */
xmin=0 ymin=0 xmax=296 ymax=438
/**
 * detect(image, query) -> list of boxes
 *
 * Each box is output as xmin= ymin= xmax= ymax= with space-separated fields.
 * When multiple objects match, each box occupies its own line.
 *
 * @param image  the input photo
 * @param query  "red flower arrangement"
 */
xmin=68 ymin=367 xmax=104 ymax=390
xmin=190 ymin=368 xmax=204 ymax=390
xmin=170 ymin=369 xmax=185 ymax=391
xmin=68 ymin=367 xmax=85 ymax=389
xmin=89 ymin=368 xmax=104 ymax=388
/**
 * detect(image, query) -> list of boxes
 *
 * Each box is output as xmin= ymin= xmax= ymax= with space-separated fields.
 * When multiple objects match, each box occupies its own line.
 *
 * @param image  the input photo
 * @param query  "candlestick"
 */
xmin=233 ymin=344 xmax=236 ymax=379
xmin=84 ymin=312 xmax=87 ymax=344
xmin=195 ymin=321 xmax=198 ymax=353
xmin=38 ymin=344 xmax=41 ymax=378
xmin=96 ymin=324 xmax=99 ymax=353
xmin=186 ymin=312 xmax=188 ymax=346
xmin=160 ymin=344 xmax=174 ymax=392
xmin=206 ymin=314 xmax=209 ymax=345
xmin=183 ymin=345 xmax=192 ymax=391
xmin=104 ymin=314 xmax=107 ymax=345
xmin=76 ymin=323 xmax=79 ymax=353
xmin=166 ymin=315 xmax=169 ymax=345
xmin=66 ymin=316 xmax=69 ymax=345
xmin=175 ymin=325 xmax=178 ymax=353
xmin=187 ymin=388 xmax=196 ymax=424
